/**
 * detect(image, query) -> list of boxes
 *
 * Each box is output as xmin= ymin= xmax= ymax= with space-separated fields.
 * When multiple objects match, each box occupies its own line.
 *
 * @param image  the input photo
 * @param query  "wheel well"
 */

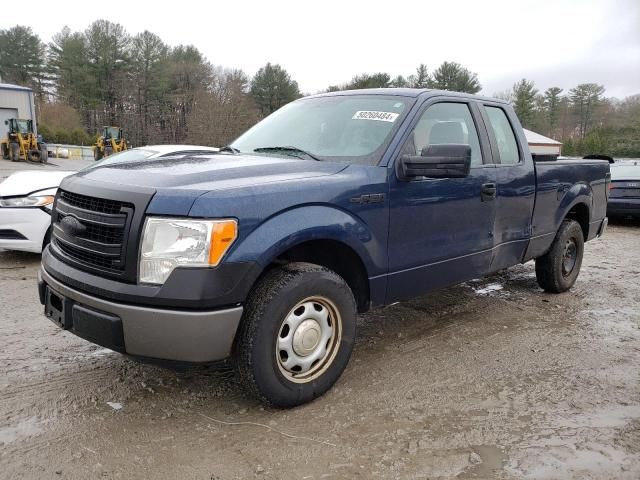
xmin=42 ymin=227 xmax=52 ymax=251
xmin=565 ymin=203 xmax=589 ymax=239
xmin=275 ymin=239 xmax=370 ymax=313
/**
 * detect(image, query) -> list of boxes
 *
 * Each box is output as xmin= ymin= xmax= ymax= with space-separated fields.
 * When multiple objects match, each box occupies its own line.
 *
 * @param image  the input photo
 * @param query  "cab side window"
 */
xmin=402 ymin=102 xmax=483 ymax=166
xmin=485 ymin=106 xmax=520 ymax=165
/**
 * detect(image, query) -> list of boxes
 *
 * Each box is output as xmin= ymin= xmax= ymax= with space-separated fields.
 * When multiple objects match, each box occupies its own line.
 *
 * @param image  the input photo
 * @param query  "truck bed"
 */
xmin=526 ymin=159 xmax=610 ymax=260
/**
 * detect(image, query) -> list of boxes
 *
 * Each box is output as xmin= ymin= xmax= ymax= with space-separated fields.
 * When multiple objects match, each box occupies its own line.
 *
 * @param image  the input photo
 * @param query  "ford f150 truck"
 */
xmin=38 ymin=89 xmax=610 ymax=407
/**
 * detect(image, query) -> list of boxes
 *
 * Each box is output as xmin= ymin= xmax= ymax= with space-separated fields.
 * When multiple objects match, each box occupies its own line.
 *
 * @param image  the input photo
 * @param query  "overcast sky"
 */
xmin=9 ymin=0 xmax=640 ymax=98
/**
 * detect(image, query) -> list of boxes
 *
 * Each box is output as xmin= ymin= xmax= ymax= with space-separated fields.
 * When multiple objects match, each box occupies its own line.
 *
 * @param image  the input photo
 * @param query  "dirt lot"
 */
xmin=1 ymin=220 xmax=639 ymax=479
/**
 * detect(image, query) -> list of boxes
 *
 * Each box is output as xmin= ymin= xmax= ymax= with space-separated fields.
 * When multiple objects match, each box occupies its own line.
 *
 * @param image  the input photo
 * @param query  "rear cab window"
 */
xmin=484 ymin=106 xmax=520 ymax=165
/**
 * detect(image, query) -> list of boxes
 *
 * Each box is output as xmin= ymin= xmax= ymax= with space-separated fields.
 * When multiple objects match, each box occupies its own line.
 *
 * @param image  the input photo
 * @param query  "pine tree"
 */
xmin=250 ymin=63 xmax=301 ymax=114
xmin=430 ymin=62 xmax=481 ymax=93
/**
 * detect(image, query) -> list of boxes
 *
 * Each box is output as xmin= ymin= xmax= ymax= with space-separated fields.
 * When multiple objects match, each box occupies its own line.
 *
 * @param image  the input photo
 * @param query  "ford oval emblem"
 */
xmin=60 ymin=216 xmax=86 ymax=236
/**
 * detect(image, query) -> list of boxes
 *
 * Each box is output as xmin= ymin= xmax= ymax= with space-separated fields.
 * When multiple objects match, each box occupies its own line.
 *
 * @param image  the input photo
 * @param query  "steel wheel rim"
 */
xmin=562 ymin=238 xmax=578 ymax=276
xmin=276 ymin=296 xmax=342 ymax=383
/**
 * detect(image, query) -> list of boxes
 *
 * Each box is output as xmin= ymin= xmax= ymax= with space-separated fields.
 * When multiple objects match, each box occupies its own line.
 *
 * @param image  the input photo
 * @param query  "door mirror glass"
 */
xmin=400 ymin=144 xmax=472 ymax=179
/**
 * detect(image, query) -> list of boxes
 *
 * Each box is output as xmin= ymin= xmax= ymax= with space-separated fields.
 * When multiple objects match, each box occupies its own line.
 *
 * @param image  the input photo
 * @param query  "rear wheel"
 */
xmin=10 ymin=142 xmax=20 ymax=162
xmin=535 ymin=219 xmax=584 ymax=293
xmin=94 ymin=147 xmax=103 ymax=161
xmin=235 ymin=262 xmax=357 ymax=407
xmin=1 ymin=143 xmax=8 ymax=160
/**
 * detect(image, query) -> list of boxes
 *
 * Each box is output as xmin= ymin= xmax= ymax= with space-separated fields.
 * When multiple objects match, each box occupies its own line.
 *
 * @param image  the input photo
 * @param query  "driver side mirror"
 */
xmin=399 ymin=144 xmax=472 ymax=180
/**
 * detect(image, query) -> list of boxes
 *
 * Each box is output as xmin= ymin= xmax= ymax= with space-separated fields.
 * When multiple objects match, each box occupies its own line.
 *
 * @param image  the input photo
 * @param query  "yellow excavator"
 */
xmin=94 ymin=126 xmax=128 ymax=160
xmin=1 ymin=118 xmax=48 ymax=163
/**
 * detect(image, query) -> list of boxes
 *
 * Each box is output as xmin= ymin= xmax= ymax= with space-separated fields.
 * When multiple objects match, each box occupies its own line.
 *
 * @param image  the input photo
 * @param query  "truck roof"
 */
xmin=310 ymin=87 xmax=508 ymax=105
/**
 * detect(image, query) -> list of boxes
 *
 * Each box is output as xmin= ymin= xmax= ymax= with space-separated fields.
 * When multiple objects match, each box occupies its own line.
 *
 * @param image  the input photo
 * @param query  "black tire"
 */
xmin=10 ymin=142 xmax=20 ymax=162
xmin=27 ymin=148 xmax=41 ymax=163
xmin=535 ymin=219 xmax=584 ymax=293
xmin=94 ymin=148 xmax=103 ymax=161
xmin=235 ymin=262 xmax=357 ymax=407
xmin=1 ymin=143 xmax=8 ymax=160
xmin=39 ymin=144 xmax=48 ymax=164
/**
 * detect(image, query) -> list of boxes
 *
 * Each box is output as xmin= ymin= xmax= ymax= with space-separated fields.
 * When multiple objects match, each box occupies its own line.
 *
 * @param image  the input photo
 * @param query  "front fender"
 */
xmin=226 ymin=205 xmax=383 ymax=277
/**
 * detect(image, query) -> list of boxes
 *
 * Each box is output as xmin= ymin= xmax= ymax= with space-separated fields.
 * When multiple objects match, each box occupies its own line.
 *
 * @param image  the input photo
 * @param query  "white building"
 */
xmin=523 ymin=128 xmax=562 ymax=156
xmin=0 ymin=83 xmax=37 ymax=139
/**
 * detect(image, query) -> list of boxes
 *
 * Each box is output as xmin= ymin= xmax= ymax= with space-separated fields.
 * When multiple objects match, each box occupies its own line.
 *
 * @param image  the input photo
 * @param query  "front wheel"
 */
xmin=235 ymin=262 xmax=356 ymax=407
xmin=535 ymin=219 xmax=584 ymax=293
xmin=27 ymin=148 xmax=42 ymax=163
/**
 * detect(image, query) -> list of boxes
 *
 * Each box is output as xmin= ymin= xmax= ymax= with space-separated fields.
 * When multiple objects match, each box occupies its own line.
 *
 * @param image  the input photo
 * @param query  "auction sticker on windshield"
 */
xmin=352 ymin=111 xmax=399 ymax=122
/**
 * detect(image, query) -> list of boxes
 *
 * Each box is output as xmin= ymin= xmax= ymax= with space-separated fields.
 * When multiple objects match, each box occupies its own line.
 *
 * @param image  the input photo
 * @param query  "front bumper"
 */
xmin=0 ymin=207 xmax=51 ymax=253
xmin=38 ymin=266 xmax=244 ymax=363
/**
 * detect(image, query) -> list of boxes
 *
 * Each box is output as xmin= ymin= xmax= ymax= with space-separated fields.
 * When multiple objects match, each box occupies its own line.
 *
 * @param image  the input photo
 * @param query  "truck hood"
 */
xmin=71 ymin=153 xmax=347 ymax=191
xmin=0 ymin=170 xmax=75 ymax=197
xmin=61 ymin=153 xmax=349 ymax=216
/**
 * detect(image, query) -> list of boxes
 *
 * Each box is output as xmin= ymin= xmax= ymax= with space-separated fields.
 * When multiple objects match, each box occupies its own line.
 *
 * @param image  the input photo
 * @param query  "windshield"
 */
xmin=82 ymin=148 xmax=158 ymax=171
xmin=15 ymin=120 xmax=30 ymax=134
xmin=231 ymin=95 xmax=412 ymax=165
xmin=104 ymin=127 xmax=120 ymax=139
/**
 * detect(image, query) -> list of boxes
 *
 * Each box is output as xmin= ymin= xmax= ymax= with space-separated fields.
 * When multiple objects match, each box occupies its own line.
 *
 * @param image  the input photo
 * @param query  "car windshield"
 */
xmin=104 ymin=127 xmax=120 ymax=139
xmin=16 ymin=120 xmax=30 ymax=134
xmin=82 ymin=148 xmax=158 ymax=171
xmin=231 ymin=95 xmax=412 ymax=165
xmin=611 ymin=163 xmax=640 ymax=180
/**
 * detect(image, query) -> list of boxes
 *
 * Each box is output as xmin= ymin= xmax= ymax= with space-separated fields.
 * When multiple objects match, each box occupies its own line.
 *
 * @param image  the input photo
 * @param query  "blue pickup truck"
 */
xmin=38 ymin=89 xmax=610 ymax=406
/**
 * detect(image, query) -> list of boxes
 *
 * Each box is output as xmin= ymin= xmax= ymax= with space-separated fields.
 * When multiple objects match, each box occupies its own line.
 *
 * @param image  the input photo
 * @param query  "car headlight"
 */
xmin=139 ymin=217 xmax=238 ymax=285
xmin=0 ymin=195 xmax=55 ymax=208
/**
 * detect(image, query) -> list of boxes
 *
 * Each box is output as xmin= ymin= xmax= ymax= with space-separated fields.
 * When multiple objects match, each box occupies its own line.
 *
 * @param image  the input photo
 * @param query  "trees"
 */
xmin=543 ymin=87 xmax=563 ymax=136
xmin=0 ymin=26 xmax=47 ymax=98
xmin=129 ymin=31 xmax=170 ymax=145
xmin=187 ymin=68 xmax=260 ymax=147
xmin=407 ymin=64 xmax=429 ymax=88
xmin=48 ymin=27 xmax=96 ymax=120
xmin=569 ymin=83 xmax=605 ymax=139
xmin=250 ymin=63 xmax=301 ymax=115
xmin=430 ymin=61 xmax=481 ymax=93
xmin=511 ymin=79 xmax=539 ymax=128
xmin=4 ymin=21 xmax=639 ymax=157
xmin=84 ymin=20 xmax=131 ymax=125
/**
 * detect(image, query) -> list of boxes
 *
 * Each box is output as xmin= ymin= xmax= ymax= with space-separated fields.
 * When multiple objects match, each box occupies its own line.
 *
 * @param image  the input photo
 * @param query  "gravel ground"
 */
xmin=0 ymin=157 xmax=92 ymax=182
xmin=0 ymin=220 xmax=639 ymax=479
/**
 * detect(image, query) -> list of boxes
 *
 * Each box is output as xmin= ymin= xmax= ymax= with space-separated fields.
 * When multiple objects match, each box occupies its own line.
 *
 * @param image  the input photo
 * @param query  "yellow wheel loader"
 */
xmin=94 ymin=126 xmax=127 ymax=161
xmin=1 ymin=119 xmax=48 ymax=163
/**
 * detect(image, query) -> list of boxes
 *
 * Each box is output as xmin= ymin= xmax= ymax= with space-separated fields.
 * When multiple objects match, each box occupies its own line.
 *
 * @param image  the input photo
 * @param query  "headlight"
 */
xmin=139 ymin=217 xmax=238 ymax=285
xmin=0 ymin=195 xmax=55 ymax=208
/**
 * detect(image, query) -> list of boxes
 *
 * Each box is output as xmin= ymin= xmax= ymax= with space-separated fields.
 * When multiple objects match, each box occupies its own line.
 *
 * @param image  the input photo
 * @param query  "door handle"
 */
xmin=481 ymin=183 xmax=497 ymax=202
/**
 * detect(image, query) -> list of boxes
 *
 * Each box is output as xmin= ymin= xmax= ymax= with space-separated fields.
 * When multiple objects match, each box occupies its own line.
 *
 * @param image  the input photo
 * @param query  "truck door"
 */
xmin=386 ymin=100 xmax=497 ymax=303
xmin=480 ymin=104 xmax=536 ymax=272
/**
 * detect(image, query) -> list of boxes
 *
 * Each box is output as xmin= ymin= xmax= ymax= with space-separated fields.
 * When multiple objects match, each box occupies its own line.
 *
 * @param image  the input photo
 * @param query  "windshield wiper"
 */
xmin=253 ymin=146 xmax=321 ymax=161
xmin=220 ymin=145 xmax=240 ymax=154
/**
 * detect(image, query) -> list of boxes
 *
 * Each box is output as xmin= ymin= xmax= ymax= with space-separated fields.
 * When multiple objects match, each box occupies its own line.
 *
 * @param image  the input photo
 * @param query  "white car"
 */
xmin=0 ymin=145 xmax=219 ymax=253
